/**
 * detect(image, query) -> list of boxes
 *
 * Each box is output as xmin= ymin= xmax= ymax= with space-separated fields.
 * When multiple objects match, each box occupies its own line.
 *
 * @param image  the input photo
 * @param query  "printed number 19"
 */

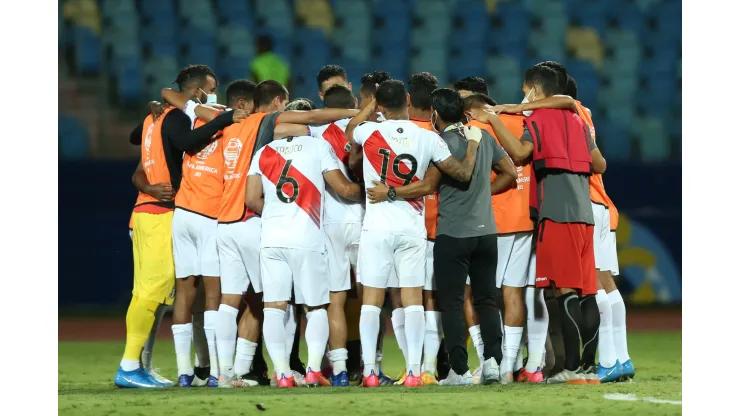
xmin=377 ymin=148 xmax=418 ymax=186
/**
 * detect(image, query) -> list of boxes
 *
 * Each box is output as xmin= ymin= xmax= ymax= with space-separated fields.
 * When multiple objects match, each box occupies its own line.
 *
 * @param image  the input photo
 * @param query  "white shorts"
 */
xmin=172 ymin=209 xmax=219 ymax=278
xmin=325 ymin=222 xmax=361 ymax=292
xmin=260 ymin=247 xmax=330 ymax=307
xmin=592 ymin=203 xmax=619 ymax=274
xmin=217 ymin=218 xmax=262 ymax=295
xmin=496 ymin=232 xmax=535 ymax=288
xmin=424 ymin=241 xmax=435 ymax=291
xmin=358 ymin=230 xmax=426 ymax=289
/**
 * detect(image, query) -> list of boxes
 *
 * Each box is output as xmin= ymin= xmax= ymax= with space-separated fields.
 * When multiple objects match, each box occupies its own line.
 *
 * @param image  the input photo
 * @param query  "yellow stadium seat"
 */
xmin=566 ymin=27 xmax=604 ymax=68
xmin=296 ymin=0 xmax=334 ymax=34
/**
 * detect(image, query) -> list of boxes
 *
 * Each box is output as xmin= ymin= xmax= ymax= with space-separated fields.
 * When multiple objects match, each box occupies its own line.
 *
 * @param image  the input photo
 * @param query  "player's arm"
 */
xmin=276 ymin=108 xmax=359 ymax=125
xmin=589 ymin=131 xmax=607 ymax=174
xmin=492 ymin=95 xmax=578 ymax=114
xmin=167 ymin=109 xmax=246 ymax=152
xmin=132 ymin=159 xmax=174 ymax=201
xmin=367 ymin=165 xmax=441 ymax=203
xmin=347 ymin=98 xmax=377 ymax=171
xmin=160 ymin=88 xmax=222 ymax=121
xmin=273 ymin=123 xmax=309 ymax=140
xmin=129 ymin=122 xmax=144 ymax=145
xmin=472 ymin=109 xmax=533 ymax=166
xmin=433 ymin=127 xmax=480 ymax=182
xmin=323 ymin=170 xmax=363 ymax=201
xmin=490 ymin=149 xmax=517 ymax=195
xmin=245 ymin=174 xmax=265 ymax=215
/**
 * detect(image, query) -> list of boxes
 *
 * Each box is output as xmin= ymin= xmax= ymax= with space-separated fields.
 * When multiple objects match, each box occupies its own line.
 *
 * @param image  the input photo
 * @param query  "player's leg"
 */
xmin=260 ymin=247 xmax=295 ymax=388
xmin=578 ymin=224 xmax=600 ymax=384
xmin=357 ymin=231 xmax=393 ymax=387
xmin=421 ymin=240 xmax=441 ymax=385
xmin=463 ymin=282 xmax=485 ymax=376
xmin=233 ymin=288 xmax=262 ymax=387
xmin=140 ymin=303 xmax=169 ymax=384
xmin=434 ymin=235 xmax=475 ymax=386
xmin=520 ymin=239 xmax=548 ymax=383
xmin=396 ymin=235 xmax=427 ymax=387
xmin=191 ymin=286 xmax=210 ymax=385
xmin=288 ymin=304 xmax=306 ymax=377
xmin=602 ymin=229 xmax=633 ymax=380
xmin=496 ymin=234 xmax=525 ymax=383
xmin=344 ymin=280 xmax=363 ymax=384
xmin=200 ymin=217 xmax=223 ymax=384
xmin=116 ymin=211 xmax=175 ymax=388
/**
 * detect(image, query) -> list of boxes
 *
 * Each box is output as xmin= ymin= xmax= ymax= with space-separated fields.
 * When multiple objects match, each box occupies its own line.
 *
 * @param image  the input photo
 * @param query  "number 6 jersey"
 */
xmin=248 ymin=135 xmax=343 ymax=252
xmin=353 ymin=119 xmax=452 ymax=238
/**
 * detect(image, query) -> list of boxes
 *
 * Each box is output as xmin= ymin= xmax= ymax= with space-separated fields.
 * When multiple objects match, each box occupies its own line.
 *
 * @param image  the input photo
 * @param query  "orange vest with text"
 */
xmin=175 ymin=117 xmax=225 ymax=219
xmin=575 ymin=101 xmax=619 ymax=230
xmin=218 ymin=112 xmax=268 ymax=223
xmin=410 ymin=117 xmax=439 ymax=240
xmin=133 ymin=108 xmax=175 ymax=215
xmin=468 ymin=116 xmax=533 ymax=234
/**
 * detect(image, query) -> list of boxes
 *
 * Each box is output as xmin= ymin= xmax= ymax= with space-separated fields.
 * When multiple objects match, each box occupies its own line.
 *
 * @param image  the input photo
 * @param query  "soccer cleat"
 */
xmin=115 ymin=367 xmax=163 ymax=389
xmin=218 ymin=374 xmax=238 ymax=388
xmin=620 ymin=360 xmax=635 ymax=381
xmin=471 ymin=366 xmax=482 ymax=385
xmin=192 ymin=367 xmax=209 ymax=387
xmin=361 ymin=371 xmax=380 ymax=387
xmin=404 ymin=371 xmax=423 ymax=387
xmin=579 ymin=365 xmax=601 ymax=384
xmin=480 ymin=358 xmax=500 ymax=385
xmin=148 ymin=368 xmax=174 ymax=387
xmin=305 ymin=369 xmax=332 ymax=387
xmin=378 ymin=371 xmax=394 ymax=386
xmin=516 ymin=368 xmax=544 ymax=383
xmin=277 ymin=373 xmax=295 ymax=389
xmin=177 ymin=374 xmax=195 ymax=387
xmin=598 ymin=361 xmax=622 ymax=383
xmin=440 ymin=369 xmax=474 ymax=386
xmin=546 ymin=369 xmax=588 ymax=384
xmin=499 ymin=371 xmax=514 ymax=384
xmin=348 ymin=369 xmax=362 ymax=385
xmin=242 ymin=370 xmax=271 ymax=386
xmin=393 ymin=369 xmax=407 ymax=385
xmin=322 ymin=366 xmax=333 ymax=381
xmin=421 ymin=371 xmax=439 ymax=385
xmin=293 ymin=370 xmax=307 ymax=387
xmin=330 ymin=370 xmax=350 ymax=386
xmin=207 ymin=375 xmax=219 ymax=387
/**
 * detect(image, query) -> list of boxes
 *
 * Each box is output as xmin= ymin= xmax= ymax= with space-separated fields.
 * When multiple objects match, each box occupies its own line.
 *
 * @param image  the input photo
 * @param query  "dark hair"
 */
xmin=565 ymin=75 xmax=578 ymax=100
xmin=360 ymin=70 xmax=391 ymax=96
xmin=316 ymin=65 xmax=347 ymax=89
xmin=463 ymin=93 xmax=497 ymax=112
xmin=431 ymin=88 xmax=464 ymax=123
xmin=323 ymin=85 xmax=355 ymax=109
xmin=452 ymin=76 xmax=489 ymax=96
xmin=225 ymin=80 xmax=257 ymax=106
xmin=174 ymin=64 xmax=218 ymax=91
xmin=524 ymin=66 xmax=560 ymax=97
xmin=285 ymin=98 xmax=316 ymax=111
xmin=535 ymin=61 xmax=568 ymax=94
xmin=408 ymin=72 xmax=439 ymax=110
xmin=375 ymin=79 xmax=407 ymax=111
xmin=253 ymin=80 xmax=289 ymax=108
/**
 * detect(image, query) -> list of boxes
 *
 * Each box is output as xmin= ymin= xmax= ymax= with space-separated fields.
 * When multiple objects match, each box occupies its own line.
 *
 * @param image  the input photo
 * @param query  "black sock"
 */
xmin=289 ymin=307 xmax=306 ymax=375
xmin=579 ymin=294 xmax=599 ymax=368
xmin=437 ymin=338 xmax=451 ymax=380
xmin=557 ymin=292 xmax=584 ymax=371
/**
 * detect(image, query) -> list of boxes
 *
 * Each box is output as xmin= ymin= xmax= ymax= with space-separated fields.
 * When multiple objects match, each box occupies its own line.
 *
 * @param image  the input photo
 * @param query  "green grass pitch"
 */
xmin=59 ymin=332 xmax=681 ymax=415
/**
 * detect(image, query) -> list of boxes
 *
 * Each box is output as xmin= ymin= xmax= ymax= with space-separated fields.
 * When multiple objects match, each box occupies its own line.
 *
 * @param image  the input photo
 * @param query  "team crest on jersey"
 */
xmin=397 ymin=128 xmax=404 ymax=133
xmin=196 ymin=141 xmax=218 ymax=160
xmin=223 ymin=138 xmax=242 ymax=174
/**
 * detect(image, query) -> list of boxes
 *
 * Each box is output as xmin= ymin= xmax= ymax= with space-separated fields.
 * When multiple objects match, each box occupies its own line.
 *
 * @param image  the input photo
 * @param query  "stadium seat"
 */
xmin=296 ymin=0 xmax=334 ymax=33
xmin=74 ymin=26 xmax=102 ymax=74
xmin=635 ymin=116 xmax=669 ymax=162
xmin=598 ymin=120 xmax=631 ymax=161
xmin=450 ymin=46 xmax=488 ymax=82
xmin=180 ymin=29 xmax=217 ymax=69
xmin=140 ymin=23 xmax=178 ymax=59
xmin=569 ymin=0 xmax=609 ymax=37
xmin=139 ymin=0 xmax=176 ymax=25
xmin=117 ymin=56 xmax=143 ymax=103
xmin=219 ymin=26 xmax=255 ymax=57
xmin=566 ymin=59 xmax=599 ymax=107
xmin=58 ymin=116 xmax=90 ymax=159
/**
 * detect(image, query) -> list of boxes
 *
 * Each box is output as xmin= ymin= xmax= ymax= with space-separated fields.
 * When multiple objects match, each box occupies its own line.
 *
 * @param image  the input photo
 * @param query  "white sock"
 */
xmin=284 ymin=304 xmax=297 ymax=359
xmin=515 ymin=336 xmax=526 ymax=371
xmin=328 ymin=348 xmax=348 ymax=375
xmin=264 ymin=308 xmax=291 ymax=377
xmin=375 ymin=350 xmax=384 ymax=374
xmin=595 ymin=290 xmax=618 ymax=367
xmin=502 ymin=325 xmax=523 ymax=374
xmin=469 ymin=325 xmax=485 ymax=367
xmin=360 ymin=305 xmax=381 ymax=377
xmin=608 ymin=290 xmax=631 ymax=363
xmin=120 ymin=358 xmax=140 ymax=372
xmin=404 ymin=305 xmax=425 ymax=377
xmin=391 ymin=308 xmax=409 ymax=364
xmin=525 ymin=287 xmax=549 ymax=373
xmin=215 ymin=304 xmax=238 ymax=377
xmin=422 ymin=311 xmax=442 ymax=373
xmin=172 ymin=323 xmax=194 ymax=376
xmin=305 ymin=309 xmax=330 ymax=372
xmin=203 ymin=311 xmax=219 ymax=378
xmin=234 ymin=338 xmax=258 ymax=376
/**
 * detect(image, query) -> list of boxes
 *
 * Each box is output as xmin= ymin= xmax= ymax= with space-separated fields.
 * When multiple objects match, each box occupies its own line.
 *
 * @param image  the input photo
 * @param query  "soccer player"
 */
xmin=115 ymin=65 xmax=244 ymax=389
xmin=316 ymin=64 xmax=352 ymax=102
xmin=347 ymin=80 xmax=480 ymax=387
xmin=470 ymin=65 xmax=605 ymax=384
xmin=213 ymin=80 xmax=358 ymax=387
xmin=245 ymin=131 xmax=363 ymax=389
xmin=453 ymin=76 xmax=490 ymax=98
xmin=359 ymin=71 xmax=391 ymax=121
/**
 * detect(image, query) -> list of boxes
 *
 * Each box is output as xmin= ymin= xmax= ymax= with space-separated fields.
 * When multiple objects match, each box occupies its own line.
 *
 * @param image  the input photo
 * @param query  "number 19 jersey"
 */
xmin=353 ymin=120 xmax=452 ymax=238
xmin=248 ymin=136 xmax=343 ymax=252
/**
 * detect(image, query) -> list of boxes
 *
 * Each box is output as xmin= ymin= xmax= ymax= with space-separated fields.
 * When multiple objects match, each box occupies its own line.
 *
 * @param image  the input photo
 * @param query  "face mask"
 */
xmin=199 ymin=88 xmax=218 ymax=105
xmin=430 ymin=111 xmax=439 ymax=132
xmin=521 ymin=88 xmax=535 ymax=117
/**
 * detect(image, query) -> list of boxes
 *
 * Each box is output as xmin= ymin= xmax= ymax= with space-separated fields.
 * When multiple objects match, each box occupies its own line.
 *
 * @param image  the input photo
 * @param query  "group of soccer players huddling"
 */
xmin=115 ymin=59 xmax=635 ymax=390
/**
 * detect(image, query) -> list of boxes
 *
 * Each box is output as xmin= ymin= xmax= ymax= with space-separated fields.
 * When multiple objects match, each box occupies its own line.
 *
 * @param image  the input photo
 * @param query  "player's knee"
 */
xmin=264 ymin=301 xmax=289 ymax=310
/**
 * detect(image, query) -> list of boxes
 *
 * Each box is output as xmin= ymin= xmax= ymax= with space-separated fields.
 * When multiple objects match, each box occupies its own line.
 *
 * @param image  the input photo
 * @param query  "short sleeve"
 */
xmin=248 ymin=148 xmax=264 ymax=176
xmin=491 ymin=140 xmax=507 ymax=164
xmin=520 ymin=126 xmax=533 ymax=143
xmin=254 ymin=112 xmax=282 ymax=150
xmin=429 ymin=131 xmax=452 ymax=164
xmin=307 ymin=125 xmax=319 ymax=138
xmin=320 ymin=141 xmax=342 ymax=174
xmin=352 ymin=122 xmax=376 ymax=145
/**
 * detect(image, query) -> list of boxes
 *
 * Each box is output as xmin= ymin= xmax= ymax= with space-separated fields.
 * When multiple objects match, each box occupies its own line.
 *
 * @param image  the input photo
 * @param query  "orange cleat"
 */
xmin=404 ymin=372 xmax=423 ymax=387
xmin=361 ymin=371 xmax=380 ymax=387
xmin=277 ymin=373 xmax=295 ymax=389
xmin=305 ymin=370 xmax=332 ymax=387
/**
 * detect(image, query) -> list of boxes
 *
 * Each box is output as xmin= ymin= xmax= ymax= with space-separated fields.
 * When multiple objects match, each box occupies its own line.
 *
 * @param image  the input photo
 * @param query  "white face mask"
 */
xmin=521 ymin=88 xmax=535 ymax=117
xmin=199 ymin=88 xmax=218 ymax=105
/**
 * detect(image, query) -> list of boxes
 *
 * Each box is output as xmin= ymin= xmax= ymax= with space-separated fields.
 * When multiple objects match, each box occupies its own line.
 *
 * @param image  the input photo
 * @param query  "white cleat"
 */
xmin=148 ymin=368 xmax=174 ymax=387
xmin=480 ymin=358 xmax=500 ymax=385
xmin=192 ymin=374 xmax=208 ymax=387
xmin=293 ymin=370 xmax=307 ymax=387
xmin=546 ymin=369 xmax=588 ymax=385
xmin=471 ymin=367 xmax=482 ymax=385
xmin=218 ymin=374 xmax=239 ymax=388
xmin=440 ymin=369 xmax=474 ymax=386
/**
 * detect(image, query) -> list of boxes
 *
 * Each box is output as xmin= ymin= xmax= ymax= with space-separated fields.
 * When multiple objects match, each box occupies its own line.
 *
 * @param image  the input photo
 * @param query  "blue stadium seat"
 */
xmin=58 ymin=116 xmax=90 ymax=159
xmin=452 ymin=3 xmax=490 ymax=48
xmin=140 ymin=23 xmax=178 ymax=59
xmin=497 ymin=1 xmax=531 ymax=29
xmin=610 ymin=2 xmax=646 ymax=39
xmin=566 ymin=60 xmax=599 ymax=107
xmin=219 ymin=26 xmax=255 ymax=57
xmin=605 ymin=105 xmax=636 ymax=128
xmin=598 ymin=120 xmax=631 ymax=161
xmin=74 ymin=26 xmax=101 ymax=74
xmin=101 ymin=0 xmax=136 ymax=24
xmin=218 ymin=55 xmax=251 ymax=84
xmin=450 ymin=46 xmax=487 ymax=82
xmin=179 ymin=28 xmax=217 ymax=69
xmin=117 ymin=56 xmax=143 ymax=103
xmin=139 ymin=0 xmax=176 ymax=24
xmin=373 ymin=15 xmax=411 ymax=48
xmin=635 ymin=117 xmax=669 ymax=162
xmin=569 ymin=0 xmax=609 ymax=36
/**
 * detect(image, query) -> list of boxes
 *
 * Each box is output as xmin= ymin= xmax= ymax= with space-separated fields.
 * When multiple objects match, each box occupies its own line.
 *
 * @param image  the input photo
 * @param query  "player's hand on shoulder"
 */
xmin=490 ymin=104 xmax=523 ymax=115
xmin=462 ymin=126 xmax=483 ymax=143
xmin=233 ymin=109 xmax=249 ymax=123
xmin=147 ymin=101 xmax=165 ymax=121
xmin=145 ymin=182 xmax=175 ymax=202
xmin=367 ymin=180 xmax=390 ymax=204
xmin=468 ymin=107 xmax=496 ymax=124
